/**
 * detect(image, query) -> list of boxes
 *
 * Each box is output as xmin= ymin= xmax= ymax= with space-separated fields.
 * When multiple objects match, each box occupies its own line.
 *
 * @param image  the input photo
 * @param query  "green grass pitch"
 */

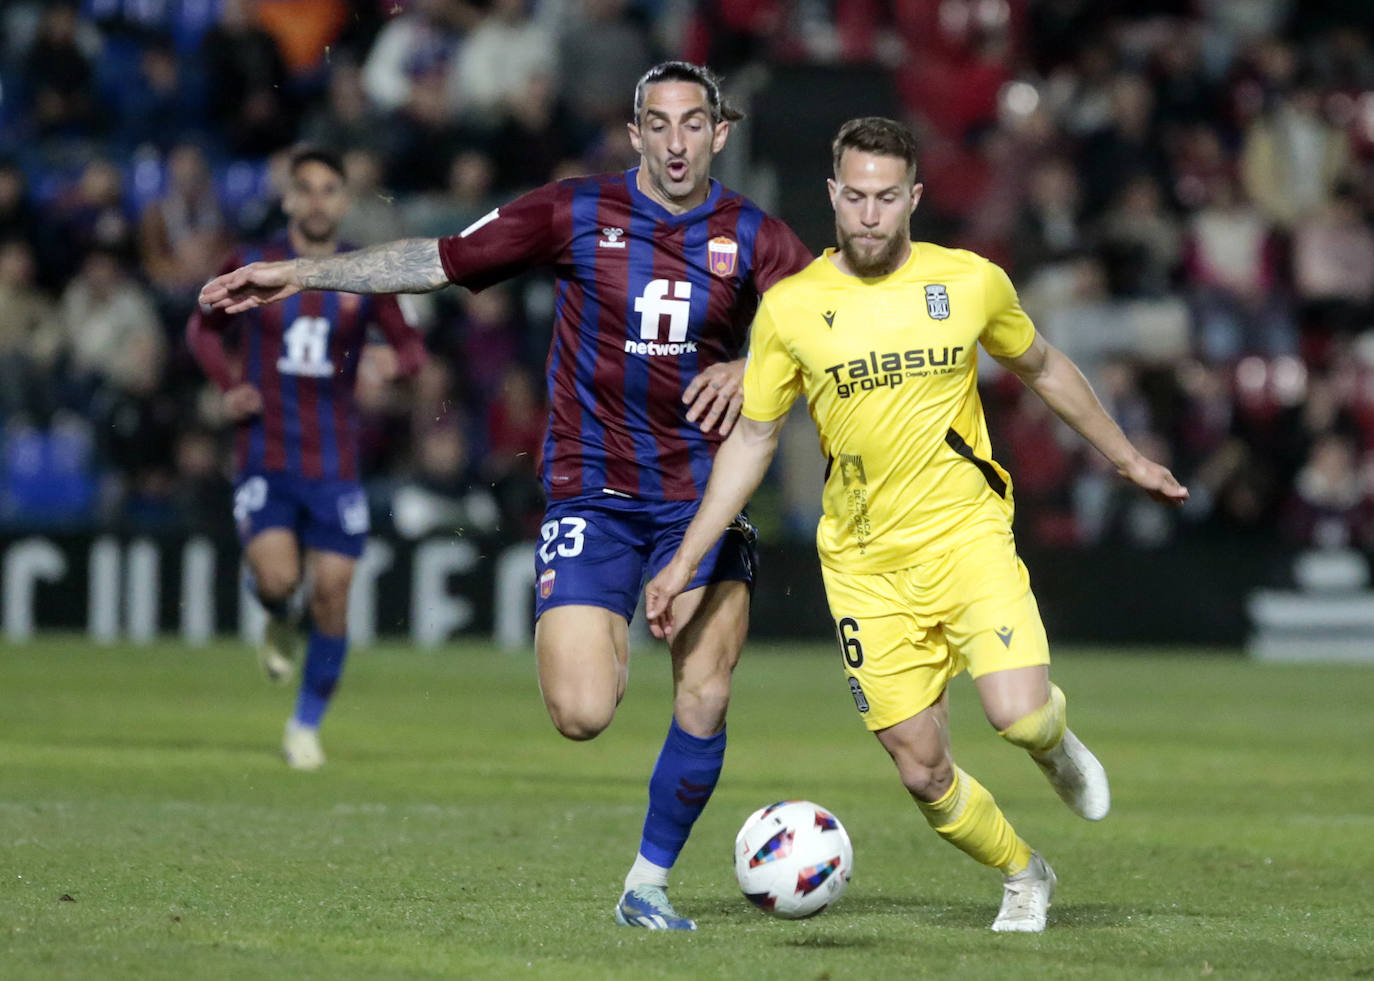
xmin=2 ymin=636 xmax=1372 ymax=979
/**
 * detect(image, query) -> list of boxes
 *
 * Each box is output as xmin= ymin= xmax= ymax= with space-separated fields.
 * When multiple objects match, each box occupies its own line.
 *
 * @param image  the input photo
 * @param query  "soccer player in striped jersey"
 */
xmin=188 ymin=148 xmax=427 ymax=771
xmin=199 ymin=62 xmax=815 ymax=928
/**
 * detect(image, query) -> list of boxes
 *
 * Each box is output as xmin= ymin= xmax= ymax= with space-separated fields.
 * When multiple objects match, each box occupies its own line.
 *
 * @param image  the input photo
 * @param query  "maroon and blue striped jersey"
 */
xmin=437 ymin=169 xmax=813 ymax=502
xmin=188 ymin=242 xmax=427 ymax=482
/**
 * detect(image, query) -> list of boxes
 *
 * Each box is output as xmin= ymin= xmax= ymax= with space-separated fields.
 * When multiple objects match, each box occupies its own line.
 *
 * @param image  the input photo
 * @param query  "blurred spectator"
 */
xmin=401 ymin=149 xmax=499 ymax=239
xmin=1095 ymin=174 xmax=1183 ymax=297
xmin=137 ymin=142 xmax=232 ymax=312
xmin=0 ymin=162 xmax=37 ymax=246
xmin=391 ymin=416 xmax=500 ymax=539
xmin=449 ymin=0 xmax=557 ymax=123
xmin=361 ymin=0 xmax=471 ymax=114
xmin=1010 ymin=157 xmax=1085 ymax=277
xmin=108 ymin=37 xmax=203 ymax=152
xmin=201 ymin=0 xmax=298 ymax=156
xmin=169 ymin=425 xmax=234 ymax=532
xmin=483 ymin=364 xmax=545 ymax=536
xmin=337 ymin=148 xmax=408 ymax=246
xmin=556 ymin=0 xmax=656 ymax=127
xmin=1292 ymin=182 xmax=1374 ymax=337
xmin=0 ymin=238 xmax=63 ymax=420
xmin=488 ymin=72 xmax=594 ymax=193
xmin=1185 ymin=175 xmax=1295 ymax=360
xmin=50 ymin=157 xmax=137 ymax=281
xmin=1240 ymin=73 xmax=1352 ymax=229
xmin=58 ymin=247 xmax=166 ymax=409
xmin=1282 ymin=432 xmax=1372 ymax=547
xmin=21 ymin=2 xmax=98 ymax=139
xmin=298 ymin=58 xmax=393 ymax=157
xmin=1075 ymin=73 xmax=1172 ymax=216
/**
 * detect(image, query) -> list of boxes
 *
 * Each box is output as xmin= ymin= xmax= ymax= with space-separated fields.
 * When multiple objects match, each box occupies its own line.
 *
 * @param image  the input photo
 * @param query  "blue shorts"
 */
xmin=232 ymin=472 xmax=370 ymax=559
xmin=533 ymin=494 xmax=758 ymax=623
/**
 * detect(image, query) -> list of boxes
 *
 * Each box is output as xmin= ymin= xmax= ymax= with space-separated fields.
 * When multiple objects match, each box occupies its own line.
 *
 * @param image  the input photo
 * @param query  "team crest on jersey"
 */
xmin=599 ymin=226 xmax=626 ymax=249
xmin=925 ymin=284 xmax=950 ymax=320
xmin=539 ymin=569 xmax=556 ymax=599
xmin=707 ymin=236 xmax=738 ymax=277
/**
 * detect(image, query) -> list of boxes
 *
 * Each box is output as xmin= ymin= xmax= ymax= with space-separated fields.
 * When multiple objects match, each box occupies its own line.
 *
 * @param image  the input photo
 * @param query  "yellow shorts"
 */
xmin=820 ymin=530 xmax=1050 ymax=731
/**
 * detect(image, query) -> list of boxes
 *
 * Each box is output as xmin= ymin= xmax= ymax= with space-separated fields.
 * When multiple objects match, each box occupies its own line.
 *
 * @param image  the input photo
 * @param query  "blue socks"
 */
xmin=638 ymin=718 xmax=726 ymax=869
xmin=292 ymin=629 xmax=347 ymax=728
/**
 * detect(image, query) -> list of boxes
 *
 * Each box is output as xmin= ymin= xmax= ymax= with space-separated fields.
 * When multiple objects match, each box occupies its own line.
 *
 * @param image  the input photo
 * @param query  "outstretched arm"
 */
xmin=198 ymin=239 xmax=448 ymax=314
xmin=644 ymin=415 xmax=785 ymax=638
xmin=997 ymin=333 xmax=1188 ymax=504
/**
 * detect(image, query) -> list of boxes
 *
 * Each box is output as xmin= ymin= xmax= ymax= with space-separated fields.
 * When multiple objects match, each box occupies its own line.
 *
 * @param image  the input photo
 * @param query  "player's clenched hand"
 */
xmin=645 ymin=558 xmax=695 ymax=640
xmin=198 ymin=261 xmax=302 ymax=314
xmin=683 ymin=359 xmax=745 ymax=436
xmin=360 ymin=344 xmax=400 ymax=384
xmin=222 ymin=383 xmax=263 ymax=422
xmin=1121 ymin=456 xmax=1189 ymax=505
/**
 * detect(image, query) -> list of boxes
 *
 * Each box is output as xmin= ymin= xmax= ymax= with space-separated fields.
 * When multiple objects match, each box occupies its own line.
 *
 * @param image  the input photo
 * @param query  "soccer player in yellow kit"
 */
xmin=645 ymin=117 xmax=1189 ymax=932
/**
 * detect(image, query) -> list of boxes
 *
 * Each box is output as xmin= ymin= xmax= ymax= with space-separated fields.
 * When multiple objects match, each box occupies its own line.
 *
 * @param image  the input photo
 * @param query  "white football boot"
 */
xmin=991 ymin=851 xmax=1057 ymax=933
xmin=1032 ymin=729 xmax=1111 ymax=821
xmin=282 ymin=719 xmax=325 ymax=771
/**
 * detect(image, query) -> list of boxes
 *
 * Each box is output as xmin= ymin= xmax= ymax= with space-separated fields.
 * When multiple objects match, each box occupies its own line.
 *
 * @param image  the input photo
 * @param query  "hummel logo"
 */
xmin=822 ymin=310 xmax=836 ymax=328
xmin=995 ymin=626 xmax=1014 ymax=648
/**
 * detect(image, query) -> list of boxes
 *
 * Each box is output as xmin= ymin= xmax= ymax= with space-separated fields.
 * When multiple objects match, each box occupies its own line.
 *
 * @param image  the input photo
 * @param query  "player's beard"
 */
xmin=296 ymin=213 xmax=338 ymax=245
xmin=836 ymin=224 xmax=906 ymax=278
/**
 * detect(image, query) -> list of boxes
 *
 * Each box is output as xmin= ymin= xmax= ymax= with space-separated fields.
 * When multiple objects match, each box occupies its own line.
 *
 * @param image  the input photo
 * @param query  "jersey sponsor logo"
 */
xmin=707 ymin=235 xmax=738 ymax=276
xmin=925 ymin=283 xmax=950 ymax=320
xmin=599 ymin=226 xmax=627 ymax=249
xmin=629 ymin=278 xmax=697 ymax=355
xmin=460 ymin=208 xmax=500 ymax=237
xmin=278 ymin=315 xmax=335 ymax=377
xmin=822 ymin=346 xmax=966 ymax=398
xmin=822 ymin=309 xmax=836 ymax=328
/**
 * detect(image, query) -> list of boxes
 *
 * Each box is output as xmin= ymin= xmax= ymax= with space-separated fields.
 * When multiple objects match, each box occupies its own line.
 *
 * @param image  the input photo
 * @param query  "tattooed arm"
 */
xmin=198 ymin=239 xmax=448 ymax=314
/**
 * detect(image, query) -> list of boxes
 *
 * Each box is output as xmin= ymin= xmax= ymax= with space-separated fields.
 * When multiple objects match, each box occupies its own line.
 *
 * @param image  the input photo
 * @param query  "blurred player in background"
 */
xmin=646 ymin=117 xmax=1188 ymax=933
xmin=188 ymin=148 xmax=426 ymax=770
xmin=199 ymin=62 xmax=814 ymax=928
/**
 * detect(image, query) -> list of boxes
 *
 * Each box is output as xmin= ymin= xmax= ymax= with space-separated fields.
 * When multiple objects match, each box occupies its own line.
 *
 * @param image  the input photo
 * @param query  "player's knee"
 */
xmin=998 ymin=683 xmax=1067 ymax=754
xmin=899 ymin=756 xmax=955 ymax=803
xmin=255 ymin=569 xmax=299 ymax=604
xmin=544 ymin=693 xmax=615 ymax=742
xmin=673 ymin=674 xmax=732 ymax=731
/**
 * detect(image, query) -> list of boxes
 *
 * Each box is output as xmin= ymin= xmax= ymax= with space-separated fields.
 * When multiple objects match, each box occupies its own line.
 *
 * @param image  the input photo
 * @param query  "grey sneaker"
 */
xmin=282 ymin=719 xmax=325 ymax=771
xmin=991 ymin=852 xmax=1057 ymax=933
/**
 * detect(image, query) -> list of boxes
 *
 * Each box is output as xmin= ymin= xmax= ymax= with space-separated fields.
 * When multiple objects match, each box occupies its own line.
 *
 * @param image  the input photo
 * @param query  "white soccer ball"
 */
xmin=734 ymin=800 xmax=853 ymax=919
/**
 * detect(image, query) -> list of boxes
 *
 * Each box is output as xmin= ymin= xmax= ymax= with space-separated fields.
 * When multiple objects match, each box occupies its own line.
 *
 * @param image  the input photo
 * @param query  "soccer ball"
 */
xmin=734 ymin=800 xmax=853 ymax=919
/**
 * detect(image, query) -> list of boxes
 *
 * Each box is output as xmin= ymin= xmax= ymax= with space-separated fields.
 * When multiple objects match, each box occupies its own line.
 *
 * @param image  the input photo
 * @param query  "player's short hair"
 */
xmin=633 ymin=61 xmax=744 ymax=125
xmin=289 ymin=147 xmax=346 ymax=181
xmin=832 ymin=117 xmax=920 ymax=184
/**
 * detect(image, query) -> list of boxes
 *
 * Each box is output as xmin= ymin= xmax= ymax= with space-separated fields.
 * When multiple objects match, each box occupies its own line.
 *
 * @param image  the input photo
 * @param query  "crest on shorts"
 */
xmin=925 ymin=284 xmax=950 ymax=320
xmin=707 ymin=236 xmax=738 ymax=277
xmin=848 ymin=677 xmax=870 ymax=713
xmin=539 ymin=569 xmax=556 ymax=599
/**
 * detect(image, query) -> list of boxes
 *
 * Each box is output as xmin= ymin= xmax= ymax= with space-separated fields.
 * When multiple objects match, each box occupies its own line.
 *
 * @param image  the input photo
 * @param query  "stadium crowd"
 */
xmin=1 ymin=0 xmax=1372 ymax=552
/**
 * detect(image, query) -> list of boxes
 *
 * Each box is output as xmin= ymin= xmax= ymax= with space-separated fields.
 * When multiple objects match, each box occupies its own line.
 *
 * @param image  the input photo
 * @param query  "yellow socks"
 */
xmin=999 ymin=683 xmax=1067 ymax=756
xmin=915 ymin=765 xmax=1033 ymax=875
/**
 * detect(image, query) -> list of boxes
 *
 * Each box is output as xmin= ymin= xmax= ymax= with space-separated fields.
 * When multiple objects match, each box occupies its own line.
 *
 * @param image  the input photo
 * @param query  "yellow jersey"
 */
xmin=742 ymin=244 xmax=1036 ymax=573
